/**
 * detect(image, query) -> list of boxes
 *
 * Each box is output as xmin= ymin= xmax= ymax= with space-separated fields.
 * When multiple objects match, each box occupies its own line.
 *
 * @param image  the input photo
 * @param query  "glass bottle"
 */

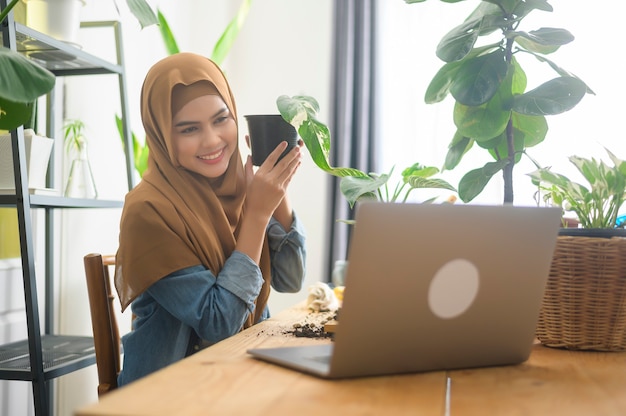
xmin=64 ymin=142 xmax=98 ymax=199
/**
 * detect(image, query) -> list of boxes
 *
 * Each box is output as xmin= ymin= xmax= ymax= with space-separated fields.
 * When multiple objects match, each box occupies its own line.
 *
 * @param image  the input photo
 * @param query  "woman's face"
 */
xmin=171 ymin=94 xmax=238 ymax=178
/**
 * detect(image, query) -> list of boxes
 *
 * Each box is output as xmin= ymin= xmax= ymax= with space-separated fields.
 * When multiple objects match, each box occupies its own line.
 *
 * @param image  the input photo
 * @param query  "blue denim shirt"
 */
xmin=117 ymin=215 xmax=306 ymax=387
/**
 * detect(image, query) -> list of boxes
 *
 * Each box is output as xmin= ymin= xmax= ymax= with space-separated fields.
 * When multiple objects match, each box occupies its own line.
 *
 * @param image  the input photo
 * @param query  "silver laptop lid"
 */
xmin=328 ymin=202 xmax=561 ymax=378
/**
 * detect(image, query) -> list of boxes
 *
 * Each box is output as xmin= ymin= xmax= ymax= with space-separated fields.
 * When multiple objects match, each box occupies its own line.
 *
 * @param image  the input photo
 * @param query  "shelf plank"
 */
xmin=0 ymin=335 xmax=96 ymax=381
xmin=10 ymin=23 xmax=123 ymax=76
xmin=0 ymin=194 xmax=123 ymax=209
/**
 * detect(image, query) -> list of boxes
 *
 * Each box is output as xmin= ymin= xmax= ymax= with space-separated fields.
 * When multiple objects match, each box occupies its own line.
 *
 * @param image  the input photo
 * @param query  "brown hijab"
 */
xmin=115 ymin=52 xmax=271 ymax=329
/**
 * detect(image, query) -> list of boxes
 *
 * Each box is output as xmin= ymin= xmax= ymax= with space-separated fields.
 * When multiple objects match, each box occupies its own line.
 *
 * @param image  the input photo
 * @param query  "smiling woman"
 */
xmin=170 ymin=84 xmax=238 ymax=178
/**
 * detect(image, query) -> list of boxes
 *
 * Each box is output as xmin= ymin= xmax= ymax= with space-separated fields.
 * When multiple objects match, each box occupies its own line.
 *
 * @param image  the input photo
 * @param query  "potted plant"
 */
xmin=528 ymin=148 xmax=626 ymax=351
xmin=277 ymin=94 xmax=457 ymax=288
xmin=62 ymin=118 xmax=97 ymax=198
xmin=277 ymin=94 xmax=457 ymax=211
xmin=405 ymin=0 xmax=593 ymax=204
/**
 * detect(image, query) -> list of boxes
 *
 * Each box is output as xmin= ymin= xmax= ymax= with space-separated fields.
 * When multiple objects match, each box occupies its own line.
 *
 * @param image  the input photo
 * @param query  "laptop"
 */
xmin=248 ymin=202 xmax=561 ymax=379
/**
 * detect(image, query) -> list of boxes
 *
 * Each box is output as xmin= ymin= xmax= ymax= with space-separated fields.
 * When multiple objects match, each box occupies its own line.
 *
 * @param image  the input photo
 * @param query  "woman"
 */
xmin=114 ymin=52 xmax=306 ymax=386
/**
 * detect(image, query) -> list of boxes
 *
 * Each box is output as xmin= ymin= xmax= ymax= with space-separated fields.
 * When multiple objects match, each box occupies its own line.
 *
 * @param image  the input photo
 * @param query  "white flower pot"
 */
xmin=0 ymin=129 xmax=54 ymax=191
xmin=23 ymin=0 xmax=86 ymax=44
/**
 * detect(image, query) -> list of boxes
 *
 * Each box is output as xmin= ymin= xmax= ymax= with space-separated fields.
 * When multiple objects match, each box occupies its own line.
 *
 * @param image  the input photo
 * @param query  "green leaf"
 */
xmin=401 ymin=163 xmax=439 ymax=179
xmin=510 ymin=56 xmax=527 ymax=95
xmin=0 ymin=0 xmax=20 ymax=25
xmin=157 ymin=9 xmax=180 ymax=55
xmin=453 ymin=95 xmax=509 ymax=141
xmin=606 ymin=148 xmax=626 ymax=177
xmin=0 ymin=47 xmax=55 ymax=103
xmin=458 ymin=160 xmax=508 ymax=202
xmin=482 ymin=0 xmax=519 ymax=14
xmin=511 ymin=112 xmax=547 ymax=147
xmin=116 ymin=114 xmax=149 ymax=177
xmin=0 ymin=47 xmax=55 ymax=130
xmin=425 ymin=44 xmax=500 ymax=104
xmin=516 ymin=0 xmax=553 ymax=13
xmin=526 ymin=52 xmax=595 ymax=95
xmin=444 ymin=133 xmax=472 ymax=170
xmin=211 ymin=0 xmax=252 ymax=65
xmin=513 ymin=28 xmax=574 ymax=55
xmin=277 ymin=95 xmax=367 ymax=179
xmin=126 ymin=0 xmax=158 ymax=29
xmin=424 ymin=61 xmax=462 ymax=104
xmin=528 ymin=168 xmax=589 ymax=201
xmin=512 ymin=76 xmax=588 ymax=116
xmin=450 ymin=49 xmax=508 ymax=106
xmin=0 ymin=98 xmax=34 ymax=130
xmin=405 ymin=176 xmax=457 ymax=193
xmin=340 ymin=175 xmax=389 ymax=207
xmin=436 ymin=17 xmax=481 ymax=63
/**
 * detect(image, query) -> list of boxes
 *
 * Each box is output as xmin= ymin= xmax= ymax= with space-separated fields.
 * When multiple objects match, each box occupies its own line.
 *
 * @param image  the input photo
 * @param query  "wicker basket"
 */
xmin=536 ymin=235 xmax=626 ymax=351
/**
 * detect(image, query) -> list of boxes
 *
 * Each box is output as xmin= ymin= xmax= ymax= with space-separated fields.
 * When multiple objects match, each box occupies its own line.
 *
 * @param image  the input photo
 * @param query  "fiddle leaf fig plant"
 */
xmin=528 ymin=149 xmax=626 ymax=229
xmin=406 ymin=0 xmax=594 ymax=204
xmin=277 ymin=95 xmax=457 ymax=208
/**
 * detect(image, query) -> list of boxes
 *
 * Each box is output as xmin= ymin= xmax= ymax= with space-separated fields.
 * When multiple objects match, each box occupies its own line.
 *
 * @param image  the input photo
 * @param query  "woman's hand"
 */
xmin=237 ymin=141 xmax=302 ymax=263
xmin=244 ymin=141 xmax=302 ymax=219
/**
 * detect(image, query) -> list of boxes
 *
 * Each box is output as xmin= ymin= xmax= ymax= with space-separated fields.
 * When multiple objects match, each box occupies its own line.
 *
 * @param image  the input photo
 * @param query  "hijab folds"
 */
xmin=115 ymin=52 xmax=271 ymax=329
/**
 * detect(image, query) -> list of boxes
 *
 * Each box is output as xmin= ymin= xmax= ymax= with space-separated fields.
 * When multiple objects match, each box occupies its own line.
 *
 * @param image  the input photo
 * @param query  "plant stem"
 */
xmin=503 ymin=32 xmax=516 ymax=204
xmin=0 ymin=0 xmax=20 ymax=24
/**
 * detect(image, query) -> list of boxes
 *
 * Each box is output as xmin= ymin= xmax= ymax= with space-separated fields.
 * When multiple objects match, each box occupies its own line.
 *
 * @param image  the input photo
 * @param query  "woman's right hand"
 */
xmin=244 ymin=141 xmax=301 ymax=220
xmin=236 ymin=142 xmax=301 ymax=264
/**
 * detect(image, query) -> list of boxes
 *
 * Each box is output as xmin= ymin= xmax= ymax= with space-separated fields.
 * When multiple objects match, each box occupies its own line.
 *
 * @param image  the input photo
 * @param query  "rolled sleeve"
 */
xmin=267 ymin=213 xmax=307 ymax=293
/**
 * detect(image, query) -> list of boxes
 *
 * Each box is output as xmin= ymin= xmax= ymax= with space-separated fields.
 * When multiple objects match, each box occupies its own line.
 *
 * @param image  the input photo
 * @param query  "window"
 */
xmin=376 ymin=0 xmax=625 ymax=206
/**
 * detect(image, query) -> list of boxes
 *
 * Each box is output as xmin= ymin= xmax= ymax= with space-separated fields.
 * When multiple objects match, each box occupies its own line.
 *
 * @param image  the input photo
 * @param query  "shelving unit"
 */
xmin=0 ymin=5 xmax=134 ymax=415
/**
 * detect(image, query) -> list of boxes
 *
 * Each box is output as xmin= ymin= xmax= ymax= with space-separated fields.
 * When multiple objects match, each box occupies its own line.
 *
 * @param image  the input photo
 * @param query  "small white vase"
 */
xmin=24 ymin=0 xmax=86 ymax=44
xmin=0 ymin=129 xmax=54 ymax=191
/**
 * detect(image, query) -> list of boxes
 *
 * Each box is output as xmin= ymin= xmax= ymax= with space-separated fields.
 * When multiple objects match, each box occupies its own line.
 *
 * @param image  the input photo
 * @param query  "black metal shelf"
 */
xmin=0 ymin=194 xmax=124 ymax=209
xmin=0 ymin=4 xmax=135 ymax=415
xmin=0 ymin=335 xmax=96 ymax=381
xmin=9 ymin=22 xmax=124 ymax=76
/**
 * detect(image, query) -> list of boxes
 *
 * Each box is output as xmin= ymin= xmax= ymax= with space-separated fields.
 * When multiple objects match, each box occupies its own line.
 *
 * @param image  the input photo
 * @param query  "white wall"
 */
xmin=55 ymin=1 xmax=332 ymax=415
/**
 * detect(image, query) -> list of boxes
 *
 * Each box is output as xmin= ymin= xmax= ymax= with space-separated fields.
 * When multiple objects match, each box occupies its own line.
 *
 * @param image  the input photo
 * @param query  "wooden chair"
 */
xmin=84 ymin=253 xmax=121 ymax=396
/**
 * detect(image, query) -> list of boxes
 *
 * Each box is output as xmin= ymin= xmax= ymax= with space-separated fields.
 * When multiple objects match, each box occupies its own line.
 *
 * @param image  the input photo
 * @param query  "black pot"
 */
xmin=244 ymin=115 xmax=298 ymax=166
xmin=558 ymin=228 xmax=626 ymax=238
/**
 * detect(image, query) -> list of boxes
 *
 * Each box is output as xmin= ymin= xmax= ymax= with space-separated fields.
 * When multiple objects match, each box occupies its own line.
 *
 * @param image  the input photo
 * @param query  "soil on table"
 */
xmin=285 ymin=309 xmax=339 ymax=339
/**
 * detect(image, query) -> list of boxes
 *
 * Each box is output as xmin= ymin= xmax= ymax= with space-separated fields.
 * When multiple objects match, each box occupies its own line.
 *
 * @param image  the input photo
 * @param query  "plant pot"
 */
xmin=244 ymin=115 xmax=298 ymax=166
xmin=0 ymin=129 xmax=54 ymax=191
xmin=23 ymin=0 xmax=86 ymax=45
xmin=536 ymin=228 xmax=626 ymax=351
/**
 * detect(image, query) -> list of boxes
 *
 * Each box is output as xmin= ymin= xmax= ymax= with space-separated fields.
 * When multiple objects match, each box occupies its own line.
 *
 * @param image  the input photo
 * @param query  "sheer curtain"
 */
xmin=326 ymin=0 xmax=378 ymax=280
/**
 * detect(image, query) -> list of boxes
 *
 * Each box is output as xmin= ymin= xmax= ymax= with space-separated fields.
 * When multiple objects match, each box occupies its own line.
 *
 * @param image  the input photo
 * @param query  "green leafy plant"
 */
xmin=118 ymin=1 xmax=252 ymax=178
xmin=406 ymin=0 xmax=593 ymax=204
xmin=528 ymin=148 xmax=626 ymax=229
xmin=0 ymin=0 xmax=156 ymax=131
xmin=62 ymin=118 xmax=88 ymax=155
xmin=277 ymin=95 xmax=457 ymax=208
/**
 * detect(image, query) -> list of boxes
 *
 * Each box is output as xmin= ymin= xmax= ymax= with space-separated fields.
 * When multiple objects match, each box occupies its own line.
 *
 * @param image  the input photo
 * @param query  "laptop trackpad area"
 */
xmin=247 ymin=344 xmax=334 ymax=377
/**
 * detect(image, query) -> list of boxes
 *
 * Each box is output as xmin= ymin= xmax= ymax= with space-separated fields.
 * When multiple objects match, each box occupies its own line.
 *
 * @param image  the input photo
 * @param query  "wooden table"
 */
xmin=75 ymin=302 xmax=626 ymax=416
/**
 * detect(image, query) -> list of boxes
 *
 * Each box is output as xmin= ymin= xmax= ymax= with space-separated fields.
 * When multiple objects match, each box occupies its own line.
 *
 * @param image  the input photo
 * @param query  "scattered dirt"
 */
xmin=285 ymin=309 xmax=339 ymax=339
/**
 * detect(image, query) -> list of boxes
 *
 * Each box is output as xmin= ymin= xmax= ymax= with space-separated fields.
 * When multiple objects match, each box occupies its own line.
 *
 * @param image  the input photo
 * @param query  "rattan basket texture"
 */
xmin=536 ymin=235 xmax=626 ymax=351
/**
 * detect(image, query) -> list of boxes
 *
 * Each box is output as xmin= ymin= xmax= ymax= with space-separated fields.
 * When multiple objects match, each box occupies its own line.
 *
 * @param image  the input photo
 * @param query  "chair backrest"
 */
xmin=84 ymin=253 xmax=120 ymax=396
